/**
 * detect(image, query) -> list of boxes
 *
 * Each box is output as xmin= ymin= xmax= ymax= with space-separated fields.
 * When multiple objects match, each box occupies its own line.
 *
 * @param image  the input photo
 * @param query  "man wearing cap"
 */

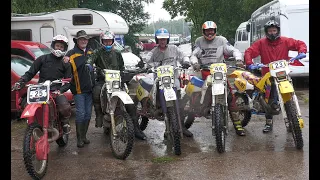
xmin=63 ymin=30 xmax=95 ymax=148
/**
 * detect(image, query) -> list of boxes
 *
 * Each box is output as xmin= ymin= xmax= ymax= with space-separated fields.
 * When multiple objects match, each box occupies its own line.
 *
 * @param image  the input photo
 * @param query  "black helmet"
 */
xmin=264 ymin=20 xmax=280 ymax=41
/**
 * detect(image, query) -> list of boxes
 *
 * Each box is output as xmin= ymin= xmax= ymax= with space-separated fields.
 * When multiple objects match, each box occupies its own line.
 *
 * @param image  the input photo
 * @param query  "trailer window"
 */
xmin=242 ymin=30 xmax=248 ymax=41
xmin=73 ymin=14 xmax=93 ymax=25
xmin=11 ymin=29 xmax=32 ymax=41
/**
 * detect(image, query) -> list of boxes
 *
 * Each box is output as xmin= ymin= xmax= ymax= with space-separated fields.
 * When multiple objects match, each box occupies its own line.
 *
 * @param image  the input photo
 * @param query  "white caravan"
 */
xmin=234 ymin=21 xmax=250 ymax=56
xmin=11 ymin=8 xmax=129 ymax=50
xmin=241 ymin=0 xmax=309 ymax=77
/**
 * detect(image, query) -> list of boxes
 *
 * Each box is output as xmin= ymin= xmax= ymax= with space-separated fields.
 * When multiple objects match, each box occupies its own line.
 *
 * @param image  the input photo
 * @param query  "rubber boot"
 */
xmin=133 ymin=117 xmax=147 ymax=140
xmin=82 ymin=120 xmax=90 ymax=144
xmin=94 ymin=103 xmax=103 ymax=128
xmin=263 ymin=119 xmax=273 ymax=133
xmin=181 ymin=116 xmax=193 ymax=137
xmin=76 ymin=123 xmax=84 ymax=148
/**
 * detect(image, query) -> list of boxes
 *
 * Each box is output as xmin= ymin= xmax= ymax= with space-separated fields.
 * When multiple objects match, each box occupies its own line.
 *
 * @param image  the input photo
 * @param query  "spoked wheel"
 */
xmin=284 ymin=100 xmax=303 ymax=149
xmin=230 ymin=93 xmax=252 ymax=127
xmin=184 ymin=112 xmax=195 ymax=129
xmin=23 ymin=123 xmax=48 ymax=180
xmin=138 ymin=116 xmax=149 ymax=131
xmin=110 ymin=108 xmax=135 ymax=160
xmin=167 ymin=106 xmax=181 ymax=155
xmin=213 ymin=104 xmax=226 ymax=153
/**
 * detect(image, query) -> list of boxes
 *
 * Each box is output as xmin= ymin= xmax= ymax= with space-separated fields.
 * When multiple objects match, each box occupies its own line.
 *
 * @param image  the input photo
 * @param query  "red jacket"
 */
xmin=244 ymin=36 xmax=307 ymax=75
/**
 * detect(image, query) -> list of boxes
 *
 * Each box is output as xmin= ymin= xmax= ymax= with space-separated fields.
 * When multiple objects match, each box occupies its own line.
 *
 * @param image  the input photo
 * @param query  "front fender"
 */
xmin=21 ymin=103 xmax=42 ymax=119
xmin=279 ymin=81 xmax=294 ymax=93
xmin=111 ymin=91 xmax=134 ymax=105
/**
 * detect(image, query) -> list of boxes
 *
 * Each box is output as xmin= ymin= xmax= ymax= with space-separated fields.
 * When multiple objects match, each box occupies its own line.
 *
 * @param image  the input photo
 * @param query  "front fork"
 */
xmin=107 ymin=94 xmax=117 ymax=137
xmin=36 ymin=104 xmax=49 ymax=160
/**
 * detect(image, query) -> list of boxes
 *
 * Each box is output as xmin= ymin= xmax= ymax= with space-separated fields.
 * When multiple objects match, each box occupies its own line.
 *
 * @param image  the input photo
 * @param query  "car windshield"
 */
xmin=11 ymin=56 xmax=33 ymax=76
xmin=30 ymin=48 xmax=51 ymax=59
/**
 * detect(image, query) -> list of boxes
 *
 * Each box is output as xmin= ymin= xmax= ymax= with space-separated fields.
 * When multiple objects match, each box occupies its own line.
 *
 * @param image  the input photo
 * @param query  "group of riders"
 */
xmin=13 ymin=19 xmax=307 ymax=148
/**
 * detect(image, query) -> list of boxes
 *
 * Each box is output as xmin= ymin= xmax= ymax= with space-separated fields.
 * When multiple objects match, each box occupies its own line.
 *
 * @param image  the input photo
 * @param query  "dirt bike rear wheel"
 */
xmin=167 ymin=106 xmax=181 ymax=155
xmin=213 ymin=104 xmax=226 ymax=153
xmin=110 ymin=107 xmax=135 ymax=160
xmin=184 ymin=112 xmax=195 ymax=129
xmin=23 ymin=122 xmax=48 ymax=180
xmin=139 ymin=116 xmax=149 ymax=131
xmin=230 ymin=93 xmax=252 ymax=127
xmin=284 ymin=100 xmax=303 ymax=149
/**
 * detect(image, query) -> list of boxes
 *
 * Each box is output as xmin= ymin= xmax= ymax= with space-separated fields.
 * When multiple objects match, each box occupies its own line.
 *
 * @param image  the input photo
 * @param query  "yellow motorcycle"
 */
xmin=228 ymin=54 xmax=306 ymax=149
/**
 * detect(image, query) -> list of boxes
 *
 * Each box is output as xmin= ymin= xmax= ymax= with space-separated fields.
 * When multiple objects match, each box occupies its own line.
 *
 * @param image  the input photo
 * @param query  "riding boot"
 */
xmin=263 ymin=119 xmax=273 ymax=133
xmin=61 ymin=117 xmax=71 ymax=134
xmin=76 ymin=123 xmax=84 ymax=148
xmin=94 ymin=103 xmax=103 ymax=128
xmin=82 ymin=120 xmax=90 ymax=144
xmin=132 ymin=117 xmax=147 ymax=140
xmin=181 ymin=115 xmax=193 ymax=137
xmin=230 ymin=112 xmax=246 ymax=136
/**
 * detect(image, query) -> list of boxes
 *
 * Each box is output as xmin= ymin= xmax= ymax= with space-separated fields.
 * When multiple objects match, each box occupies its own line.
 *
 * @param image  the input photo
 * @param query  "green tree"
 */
xmin=12 ymin=0 xmax=78 ymax=13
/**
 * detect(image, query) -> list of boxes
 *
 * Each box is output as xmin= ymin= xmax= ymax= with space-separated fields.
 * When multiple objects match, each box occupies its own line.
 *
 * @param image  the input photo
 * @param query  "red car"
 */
xmin=141 ymin=39 xmax=157 ymax=51
xmin=11 ymin=40 xmax=51 ymax=61
xmin=11 ymin=55 xmax=74 ymax=117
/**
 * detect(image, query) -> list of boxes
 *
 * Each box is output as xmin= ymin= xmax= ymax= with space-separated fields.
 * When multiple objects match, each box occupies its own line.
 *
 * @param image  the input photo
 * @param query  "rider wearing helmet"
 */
xmin=14 ymin=34 xmax=72 ymax=134
xmin=244 ymin=19 xmax=307 ymax=133
xmin=86 ymin=30 xmax=148 ymax=140
xmin=189 ymin=21 xmax=246 ymax=136
xmin=143 ymin=28 xmax=193 ymax=137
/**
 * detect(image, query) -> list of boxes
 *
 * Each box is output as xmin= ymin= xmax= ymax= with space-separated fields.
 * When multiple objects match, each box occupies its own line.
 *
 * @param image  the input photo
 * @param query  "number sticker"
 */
xmin=210 ymin=63 xmax=227 ymax=74
xmin=105 ymin=70 xmax=120 ymax=81
xmin=157 ymin=65 xmax=174 ymax=77
xmin=27 ymin=85 xmax=49 ymax=104
xmin=270 ymin=60 xmax=288 ymax=70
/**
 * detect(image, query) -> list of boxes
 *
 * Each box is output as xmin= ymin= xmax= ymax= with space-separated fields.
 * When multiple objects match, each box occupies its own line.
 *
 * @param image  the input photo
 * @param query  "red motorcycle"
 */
xmin=12 ymin=78 xmax=71 ymax=180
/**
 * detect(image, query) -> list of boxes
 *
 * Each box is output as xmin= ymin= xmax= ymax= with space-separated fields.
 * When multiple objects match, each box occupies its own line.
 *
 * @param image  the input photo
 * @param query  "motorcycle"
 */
xmin=180 ymin=62 xmax=249 ymax=153
xmin=132 ymin=65 xmax=183 ymax=155
xmin=228 ymin=53 xmax=306 ymax=149
xmin=12 ymin=78 xmax=71 ymax=180
xmin=99 ymin=69 xmax=135 ymax=160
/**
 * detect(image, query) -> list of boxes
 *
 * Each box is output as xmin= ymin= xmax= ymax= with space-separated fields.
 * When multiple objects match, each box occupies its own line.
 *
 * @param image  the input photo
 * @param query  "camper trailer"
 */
xmin=11 ymin=8 xmax=129 ymax=50
xmin=234 ymin=21 xmax=250 ymax=56
xmin=240 ymin=0 xmax=309 ymax=77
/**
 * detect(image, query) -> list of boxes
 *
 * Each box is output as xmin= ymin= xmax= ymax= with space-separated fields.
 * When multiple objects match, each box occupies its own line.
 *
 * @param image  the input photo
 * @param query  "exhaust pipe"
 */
xmin=47 ymin=128 xmax=60 ymax=143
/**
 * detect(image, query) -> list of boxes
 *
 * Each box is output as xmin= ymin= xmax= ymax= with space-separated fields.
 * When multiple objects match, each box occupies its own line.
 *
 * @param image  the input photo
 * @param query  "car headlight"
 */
xmin=112 ymin=81 xmax=120 ymax=89
xmin=162 ymin=76 xmax=171 ymax=84
xmin=214 ymin=72 xmax=223 ymax=80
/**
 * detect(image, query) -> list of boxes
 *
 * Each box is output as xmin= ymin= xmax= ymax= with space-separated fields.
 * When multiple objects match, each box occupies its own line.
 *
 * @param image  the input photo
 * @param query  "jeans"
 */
xmin=74 ymin=93 xmax=93 ymax=123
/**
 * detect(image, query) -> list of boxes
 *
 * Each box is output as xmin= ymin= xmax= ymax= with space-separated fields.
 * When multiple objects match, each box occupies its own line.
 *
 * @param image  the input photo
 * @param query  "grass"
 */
xmin=151 ymin=156 xmax=176 ymax=163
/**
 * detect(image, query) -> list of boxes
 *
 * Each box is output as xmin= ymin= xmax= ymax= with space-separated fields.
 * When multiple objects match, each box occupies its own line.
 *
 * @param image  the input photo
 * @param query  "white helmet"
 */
xmin=100 ymin=30 xmax=115 ymax=45
xmin=50 ymin=34 xmax=69 ymax=57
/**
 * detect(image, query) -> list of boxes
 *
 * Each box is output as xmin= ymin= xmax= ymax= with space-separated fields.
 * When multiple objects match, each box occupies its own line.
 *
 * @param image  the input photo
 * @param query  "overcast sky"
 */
xmin=143 ymin=0 xmax=185 ymax=24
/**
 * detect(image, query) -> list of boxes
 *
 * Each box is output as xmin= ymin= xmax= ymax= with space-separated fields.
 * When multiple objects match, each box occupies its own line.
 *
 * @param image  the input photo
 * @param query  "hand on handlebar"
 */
xmin=12 ymin=82 xmax=24 ymax=91
xmin=289 ymin=52 xmax=306 ymax=62
xmin=193 ymin=63 xmax=200 ymax=71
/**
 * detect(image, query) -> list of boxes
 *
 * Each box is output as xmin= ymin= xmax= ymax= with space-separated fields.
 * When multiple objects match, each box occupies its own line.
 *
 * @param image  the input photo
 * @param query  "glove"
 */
xmin=193 ymin=63 xmax=200 ymax=71
xmin=182 ymin=63 xmax=191 ymax=69
xmin=13 ymin=82 xmax=24 ymax=90
xmin=235 ymin=60 xmax=244 ymax=68
xmin=290 ymin=52 xmax=307 ymax=62
xmin=60 ymin=84 xmax=70 ymax=94
xmin=248 ymin=64 xmax=257 ymax=70
xmin=136 ymin=60 xmax=145 ymax=69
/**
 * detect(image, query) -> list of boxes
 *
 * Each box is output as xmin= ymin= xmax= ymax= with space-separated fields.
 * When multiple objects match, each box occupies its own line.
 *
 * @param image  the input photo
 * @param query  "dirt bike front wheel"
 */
xmin=110 ymin=108 xmax=135 ymax=160
xmin=168 ymin=106 xmax=181 ymax=155
xmin=284 ymin=100 xmax=303 ymax=149
xmin=23 ymin=122 xmax=48 ymax=180
xmin=213 ymin=104 xmax=226 ymax=153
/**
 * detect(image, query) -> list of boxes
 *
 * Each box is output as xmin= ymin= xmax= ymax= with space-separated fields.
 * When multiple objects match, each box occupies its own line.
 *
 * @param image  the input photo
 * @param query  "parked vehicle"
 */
xmin=98 ymin=68 xmax=135 ymax=159
xmin=140 ymin=39 xmax=157 ymax=51
xmin=11 ymin=8 xmax=128 ymax=51
xmin=13 ymin=78 xmax=71 ymax=180
xmin=229 ymin=53 xmax=306 ymax=149
xmin=236 ymin=0 xmax=309 ymax=77
xmin=132 ymin=65 xmax=184 ymax=155
xmin=234 ymin=21 xmax=249 ymax=56
xmin=11 ymin=40 xmax=51 ymax=60
xmin=169 ymin=36 xmax=180 ymax=46
xmin=11 ymin=55 xmax=74 ymax=119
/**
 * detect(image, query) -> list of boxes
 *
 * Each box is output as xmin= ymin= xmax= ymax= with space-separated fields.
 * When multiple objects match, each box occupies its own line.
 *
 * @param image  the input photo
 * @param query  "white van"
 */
xmin=240 ymin=0 xmax=309 ymax=77
xmin=234 ymin=21 xmax=250 ymax=56
xmin=169 ymin=36 xmax=180 ymax=46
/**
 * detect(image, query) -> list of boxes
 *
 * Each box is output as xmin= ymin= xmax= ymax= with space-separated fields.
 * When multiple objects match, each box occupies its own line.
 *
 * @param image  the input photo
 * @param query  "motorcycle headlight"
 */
xmin=112 ymin=81 xmax=120 ymax=89
xmin=276 ymin=71 xmax=287 ymax=79
xmin=162 ymin=76 xmax=171 ymax=84
xmin=214 ymin=72 xmax=223 ymax=80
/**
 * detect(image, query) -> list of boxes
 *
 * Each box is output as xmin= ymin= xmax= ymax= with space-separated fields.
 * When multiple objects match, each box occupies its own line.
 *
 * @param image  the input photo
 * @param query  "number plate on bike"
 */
xmin=157 ymin=65 xmax=174 ymax=78
xmin=105 ymin=70 xmax=120 ymax=81
xmin=27 ymin=85 xmax=49 ymax=104
xmin=210 ymin=63 xmax=227 ymax=74
xmin=164 ymin=88 xmax=177 ymax=101
xmin=269 ymin=60 xmax=288 ymax=70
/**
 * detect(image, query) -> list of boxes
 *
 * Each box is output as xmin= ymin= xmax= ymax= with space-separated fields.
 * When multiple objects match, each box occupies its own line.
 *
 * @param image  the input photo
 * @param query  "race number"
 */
xmin=210 ymin=63 xmax=227 ymax=74
xmin=157 ymin=65 xmax=174 ymax=78
xmin=269 ymin=60 xmax=288 ymax=70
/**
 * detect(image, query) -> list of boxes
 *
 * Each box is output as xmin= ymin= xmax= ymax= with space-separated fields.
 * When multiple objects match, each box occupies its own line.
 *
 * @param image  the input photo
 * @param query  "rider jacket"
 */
xmin=66 ymin=45 xmax=95 ymax=95
xmin=244 ymin=36 xmax=307 ymax=75
xmin=87 ymin=46 xmax=125 ymax=82
xmin=18 ymin=53 xmax=72 ymax=92
xmin=190 ymin=36 xmax=243 ymax=65
xmin=145 ymin=44 xmax=190 ymax=90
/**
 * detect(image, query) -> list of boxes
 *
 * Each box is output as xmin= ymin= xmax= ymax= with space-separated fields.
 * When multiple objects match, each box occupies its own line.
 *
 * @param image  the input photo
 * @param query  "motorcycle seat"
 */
xmin=139 ymin=78 xmax=154 ymax=92
xmin=241 ymin=71 xmax=261 ymax=85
